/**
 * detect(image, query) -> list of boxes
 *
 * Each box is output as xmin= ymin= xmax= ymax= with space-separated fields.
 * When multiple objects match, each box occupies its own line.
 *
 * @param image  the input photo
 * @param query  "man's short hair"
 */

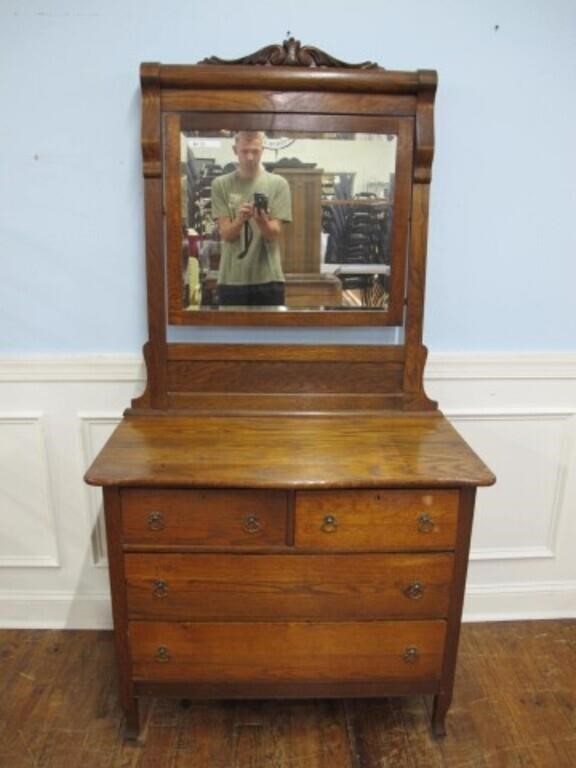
xmin=233 ymin=131 xmax=265 ymax=145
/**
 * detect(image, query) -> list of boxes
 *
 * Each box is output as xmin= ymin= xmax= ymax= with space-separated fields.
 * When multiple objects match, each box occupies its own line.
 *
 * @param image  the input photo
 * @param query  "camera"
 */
xmin=253 ymin=192 xmax=268 ymax=213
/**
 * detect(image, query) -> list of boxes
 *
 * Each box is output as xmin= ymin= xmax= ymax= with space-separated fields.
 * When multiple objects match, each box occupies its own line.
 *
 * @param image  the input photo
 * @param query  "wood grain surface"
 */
xmin=85 ymin=413 xmax=495 ymax=489
xmin=124 ymin=552 xmax=454 ymax=620
xmin=121 ymin=489 xmax=288 ymax=547
xmin=128 ymin=620 xmax=446 ymax=684
xmin=295 ymin=489 xmax=459 ymax=550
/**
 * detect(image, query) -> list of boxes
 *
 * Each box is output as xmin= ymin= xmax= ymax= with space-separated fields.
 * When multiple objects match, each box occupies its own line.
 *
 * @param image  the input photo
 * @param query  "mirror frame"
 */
xmin=140 ymin=39 xmax=437 ymax=330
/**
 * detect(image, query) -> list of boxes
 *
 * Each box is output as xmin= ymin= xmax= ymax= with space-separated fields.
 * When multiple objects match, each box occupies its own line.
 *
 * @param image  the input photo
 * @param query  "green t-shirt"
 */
xmin=211 ymin=170 xmax=292 ymax=286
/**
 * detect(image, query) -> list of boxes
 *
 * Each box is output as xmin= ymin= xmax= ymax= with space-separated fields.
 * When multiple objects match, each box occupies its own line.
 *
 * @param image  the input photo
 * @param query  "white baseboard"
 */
xmin=0 ymin=592 xmax=112 ymax=630
xmin=464 ymin=582 xmax=576 ymax=622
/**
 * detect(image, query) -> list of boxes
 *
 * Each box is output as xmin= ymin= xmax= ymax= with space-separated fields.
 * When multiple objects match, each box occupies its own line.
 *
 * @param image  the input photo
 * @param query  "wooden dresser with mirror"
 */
xmin=85 ymin=38 xmax=495 ymax=741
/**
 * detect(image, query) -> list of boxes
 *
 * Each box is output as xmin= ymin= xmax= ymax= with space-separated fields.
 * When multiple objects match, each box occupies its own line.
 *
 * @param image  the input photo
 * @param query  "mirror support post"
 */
xmin=403 ymin=75 xmax=437 ymax=410
xmin=132 ymin=63 xmax=168 ymax=410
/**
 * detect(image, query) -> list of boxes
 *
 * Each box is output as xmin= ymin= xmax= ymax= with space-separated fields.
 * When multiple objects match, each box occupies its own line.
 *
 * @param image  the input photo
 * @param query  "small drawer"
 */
xmin=295 ymin=489 xmax=459 ymax=550
xmin=125 ymin=552 xmax=454 ymax=621
xmin=130 ymin=620 xmax=446 ymax=684
xmin=121 ymin=489 xmax=287 ymax=547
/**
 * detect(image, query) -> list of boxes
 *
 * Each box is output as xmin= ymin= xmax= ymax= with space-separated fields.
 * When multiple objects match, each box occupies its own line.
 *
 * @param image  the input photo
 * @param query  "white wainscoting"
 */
xmin=0 ymin=353 xmax=575 ymax=628
xmin=0 ymin=413 xmax=60 ymax=568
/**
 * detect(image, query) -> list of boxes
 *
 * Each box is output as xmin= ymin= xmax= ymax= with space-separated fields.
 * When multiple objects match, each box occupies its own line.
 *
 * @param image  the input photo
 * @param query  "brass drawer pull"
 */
xmin=417 ymin=513 xmax=435 ymax=534
xmin=403 ymin=646 xmax=419 ymax=664
xmin=153 ymin=579 xmax=168 ymax=598
xmin=320 ymin=515 xmax=338 ymax=534
xmin=404 ymin=581 xmax=424 ymax=600
xmin=242 ymin=514 xmax=262 ymax=535
xmin=147 ymin=511 xmax=165 ymax=531
xmin=154 ymin=646 xmax=171 ymax=663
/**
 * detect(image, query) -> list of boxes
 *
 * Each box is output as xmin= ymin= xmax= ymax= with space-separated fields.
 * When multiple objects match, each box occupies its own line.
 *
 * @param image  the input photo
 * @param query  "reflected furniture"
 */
xmin=85 ymin=39 xmax=494 ymax=741
xmin=274 ymin=166 xmax=323 ymax=275
xmin=200 ymin=271 xmax=341 ymax=309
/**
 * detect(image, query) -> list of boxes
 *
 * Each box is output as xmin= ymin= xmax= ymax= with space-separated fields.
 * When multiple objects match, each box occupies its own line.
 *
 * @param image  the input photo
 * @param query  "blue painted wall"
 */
xmin=1 ymin=0 xmax=575 ymax=353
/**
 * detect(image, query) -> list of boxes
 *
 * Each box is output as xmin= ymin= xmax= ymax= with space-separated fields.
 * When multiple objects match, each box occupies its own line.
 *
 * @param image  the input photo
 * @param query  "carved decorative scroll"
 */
xmin=140 ymin=63 xmax=162 ymax=178
xmin=200 ymin=37 xmax=379 ymax=70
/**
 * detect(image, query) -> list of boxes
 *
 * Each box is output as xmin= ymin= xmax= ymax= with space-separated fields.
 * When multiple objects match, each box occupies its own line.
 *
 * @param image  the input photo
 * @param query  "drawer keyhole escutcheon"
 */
xmin=153 ymin=579 xmax=168 ymax=598
xmin=147 ymin=511 xmax=165 ymax=531
xmin=404 ymin=581 xmax=424 ymax=600
xmin=242 ymin=515 xmax=262 ymax=535
xmin=155 ymin=646 xmax=171 ymax=663
xmin=403 ymin=646 xmax=419 ymax=664
xmin=417 ymin=513 xmax=434 ymax=534
xmin=321 ymin=515 xmax=338 ymax=534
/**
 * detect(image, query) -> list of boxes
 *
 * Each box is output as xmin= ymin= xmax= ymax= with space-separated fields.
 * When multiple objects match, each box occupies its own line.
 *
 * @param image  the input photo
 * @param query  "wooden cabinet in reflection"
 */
xmin=284 ymin=272 xmax=342 ymax=307
xmin=272 ymin=167 xmax=323 ymax=274
xmin=201 ymin=271 xmax=342 ymax=309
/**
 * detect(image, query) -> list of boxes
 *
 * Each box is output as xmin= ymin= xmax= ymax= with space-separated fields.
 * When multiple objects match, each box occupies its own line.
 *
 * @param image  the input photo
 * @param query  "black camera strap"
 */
xmin=237 ymin=220 xmax=252 ymax=260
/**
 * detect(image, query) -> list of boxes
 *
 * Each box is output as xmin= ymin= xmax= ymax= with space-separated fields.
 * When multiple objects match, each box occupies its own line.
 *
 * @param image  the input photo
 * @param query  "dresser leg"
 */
xmin=123 ymin=698 xmax=140 ymax=741
xmin=431 ymin=693 xmax=449 ymax=738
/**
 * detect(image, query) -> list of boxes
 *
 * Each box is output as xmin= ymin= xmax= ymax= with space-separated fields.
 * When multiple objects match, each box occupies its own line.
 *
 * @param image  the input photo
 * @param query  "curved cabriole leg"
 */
xmin=431 ymin=693 xmax=449 ymax=738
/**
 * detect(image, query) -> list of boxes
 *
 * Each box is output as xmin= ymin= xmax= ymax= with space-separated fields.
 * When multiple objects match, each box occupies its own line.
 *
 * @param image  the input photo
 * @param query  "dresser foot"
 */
xmin=123 ymin=699 xmax=141 ymax=741
xmin=430 ymin=694 xmax=449 ymax=739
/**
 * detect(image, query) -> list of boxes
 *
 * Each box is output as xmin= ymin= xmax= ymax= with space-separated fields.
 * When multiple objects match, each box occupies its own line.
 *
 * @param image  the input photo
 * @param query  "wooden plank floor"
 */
xmin=0 ymin=621 xmax=575 ymax=767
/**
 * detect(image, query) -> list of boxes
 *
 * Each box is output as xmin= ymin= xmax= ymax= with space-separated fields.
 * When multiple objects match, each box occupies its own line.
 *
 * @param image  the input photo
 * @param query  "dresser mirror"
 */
xmin=168 ymin=123 xmax=410 ymax=318
xmin=153 ymin=45 xmax=429 ymax=329
xmin=137 ymin=40 xmax=438 ymax=410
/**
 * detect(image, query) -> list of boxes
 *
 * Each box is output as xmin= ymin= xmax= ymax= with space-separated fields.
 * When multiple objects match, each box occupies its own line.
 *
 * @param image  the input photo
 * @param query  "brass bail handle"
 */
xmin=404 ymin=581 xmax=424 ymax=600
xmin=147 ymin=511 xmax=165 ymax=531
xmin=321 ymin=515 xmax=338 ymax=534
xmin=403 ymin=646 xmax=419 ymax=664
xmin=417 ymin=512 xmax=435 ymax=534
xmin=242 ymin=514 xmax=262 ymax=534
xmin=154 ymin=646 xmax=171 ymax=663
xmin=153 ymin=579 xmax=168 ymax=598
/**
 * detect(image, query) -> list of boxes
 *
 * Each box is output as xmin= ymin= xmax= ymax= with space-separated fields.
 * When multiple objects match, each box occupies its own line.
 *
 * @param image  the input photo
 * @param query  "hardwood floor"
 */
xmin=0 ymin=621 xmax=575 ymax=767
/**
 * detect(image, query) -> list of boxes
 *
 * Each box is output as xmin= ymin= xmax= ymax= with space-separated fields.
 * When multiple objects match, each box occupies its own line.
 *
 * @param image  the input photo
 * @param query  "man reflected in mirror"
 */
xmin=211 ymin=131 xmax=292 ymax=306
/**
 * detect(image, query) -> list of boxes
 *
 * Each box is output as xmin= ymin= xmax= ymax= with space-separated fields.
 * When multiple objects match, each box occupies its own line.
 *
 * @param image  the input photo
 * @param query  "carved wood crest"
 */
xmin=200 ymin=37 xmax=379 ymax=69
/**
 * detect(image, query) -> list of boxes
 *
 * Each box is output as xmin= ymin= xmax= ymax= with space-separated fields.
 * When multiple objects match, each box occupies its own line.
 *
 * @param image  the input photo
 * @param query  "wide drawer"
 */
xmin=130 ymin=620 xmax=446 ymax=683
xmin=295 ymin=489 xmax=459 ymax=550
xmin=125 ymin=552 xmax=453 ymax=621
xmin=121 ymin=489 xmax=287 ymax=547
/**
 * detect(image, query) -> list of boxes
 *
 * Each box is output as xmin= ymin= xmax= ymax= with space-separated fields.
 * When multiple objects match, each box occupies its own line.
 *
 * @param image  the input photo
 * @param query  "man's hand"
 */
xmin=237 ymin=202 xmax=254 ymax=223
xmin=253 ymin=207 xmax=282 ymax=241
xmin=218 ymin=204 xmax=281 ymax=243
xmin=218 ymin=204 xmax=253 ymax=242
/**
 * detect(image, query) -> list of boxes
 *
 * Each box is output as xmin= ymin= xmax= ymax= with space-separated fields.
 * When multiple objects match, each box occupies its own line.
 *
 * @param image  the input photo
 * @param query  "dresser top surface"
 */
xmin=85 ymin=412 xmax=495 ymax=489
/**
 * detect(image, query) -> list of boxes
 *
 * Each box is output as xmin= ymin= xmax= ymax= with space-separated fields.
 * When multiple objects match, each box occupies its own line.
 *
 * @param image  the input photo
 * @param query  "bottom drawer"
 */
xmin=130 ymin=620 xmax=446 ymax=684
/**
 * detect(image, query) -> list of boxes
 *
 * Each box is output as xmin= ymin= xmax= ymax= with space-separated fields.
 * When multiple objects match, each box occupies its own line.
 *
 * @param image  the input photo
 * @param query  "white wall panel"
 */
xmin=450 ymin=411 xmax=575 ymax=561
xmin=0 ymin=414 xmax=59 ymax=568
xmin=80 ymin=414 xmax=122 ymax=566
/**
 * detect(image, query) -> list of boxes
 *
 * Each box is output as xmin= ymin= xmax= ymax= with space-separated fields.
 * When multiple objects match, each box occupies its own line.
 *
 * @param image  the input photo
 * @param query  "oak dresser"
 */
xmin=85 ymin=39 xmax=495 ymax=740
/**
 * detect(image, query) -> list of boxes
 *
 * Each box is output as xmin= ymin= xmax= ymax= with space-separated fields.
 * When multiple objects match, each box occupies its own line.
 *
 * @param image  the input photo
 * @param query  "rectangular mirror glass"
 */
xmin=165 ymin=115 xmax=413 ymax=326
xmin=183 ymin=130 xmax=396 ymax=312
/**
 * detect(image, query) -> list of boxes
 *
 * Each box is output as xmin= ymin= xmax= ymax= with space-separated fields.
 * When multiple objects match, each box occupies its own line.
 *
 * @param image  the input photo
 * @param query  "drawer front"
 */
xmin=121 ymin=489 xmax=287 ymax=547
xmin=125 ymin=553 xmax=453 ymax=621
xmin=130 ymin=620 xmax=446 ymax=683
xmin=295 ymin=489 xmax=459 ymax=550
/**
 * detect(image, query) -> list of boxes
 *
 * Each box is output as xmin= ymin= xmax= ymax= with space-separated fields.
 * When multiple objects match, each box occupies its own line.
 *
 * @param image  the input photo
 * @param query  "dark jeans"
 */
xmin=218 ymin=282 xmax=285 ymax=307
